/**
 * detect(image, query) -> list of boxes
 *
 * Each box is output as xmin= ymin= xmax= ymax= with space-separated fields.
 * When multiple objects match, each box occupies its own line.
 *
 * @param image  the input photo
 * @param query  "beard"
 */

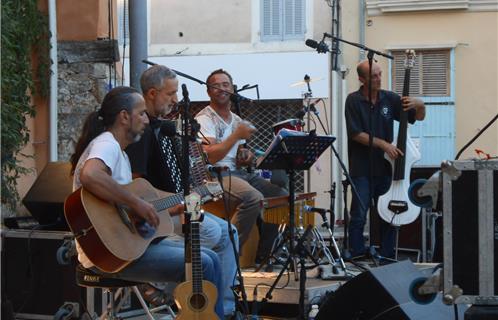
xmin=132 ymin=133 xmax=142 ymax=143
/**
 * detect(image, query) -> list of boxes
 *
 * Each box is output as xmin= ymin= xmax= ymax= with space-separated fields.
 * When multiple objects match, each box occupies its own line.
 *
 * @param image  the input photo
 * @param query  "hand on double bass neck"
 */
xmin=380 ymin=140 xmax=404 ymax=160
xmin=401 ymin=96 xmax=426 ymax=120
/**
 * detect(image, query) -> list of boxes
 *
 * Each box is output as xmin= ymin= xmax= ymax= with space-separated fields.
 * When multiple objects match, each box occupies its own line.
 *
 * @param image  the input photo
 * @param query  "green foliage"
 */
xmin=1 ymin=1 xmax=50 ymax=210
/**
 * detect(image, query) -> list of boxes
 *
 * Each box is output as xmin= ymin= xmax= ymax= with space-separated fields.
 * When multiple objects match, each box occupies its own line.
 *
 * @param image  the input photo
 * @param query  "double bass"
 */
xmin=377 ymin=50 xmax=421 ymax=226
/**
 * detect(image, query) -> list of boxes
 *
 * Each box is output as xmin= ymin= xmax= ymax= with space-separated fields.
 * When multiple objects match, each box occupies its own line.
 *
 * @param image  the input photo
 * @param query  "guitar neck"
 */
xmin=393 ymin=67 xmax=411 ymax=180
xmin=151 ymin=185 xmax=210 ymax=213
xmin=190 ymin=221 xmax=204 ymax=293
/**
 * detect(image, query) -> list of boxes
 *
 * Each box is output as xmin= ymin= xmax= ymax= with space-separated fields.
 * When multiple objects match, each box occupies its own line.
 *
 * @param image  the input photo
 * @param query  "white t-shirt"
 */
xmin=72 ymin=131 xmax=132 ymax=268
xmin=195 ymin=106 xmax=245 ymax=170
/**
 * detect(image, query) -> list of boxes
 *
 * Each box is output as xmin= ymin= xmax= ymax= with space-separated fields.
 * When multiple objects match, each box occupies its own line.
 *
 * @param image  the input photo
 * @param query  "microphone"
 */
xmin=181 ymin=83 xmax=189 ymax=101
xmin=206 ymin=165 xmax=229 ymax=174
xmin=305 ymin=39 xmax=330 ymax=53
xmin=304 ymin=205 xmax=329 ymax=214
xmin=296 ymin=98 xmax=323 ymax=119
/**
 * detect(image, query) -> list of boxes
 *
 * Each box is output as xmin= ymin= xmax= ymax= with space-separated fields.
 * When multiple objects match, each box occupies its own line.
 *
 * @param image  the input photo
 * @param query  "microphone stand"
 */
xmin=180 ymin=84 xmax=193 ymax=281
xmin=300 ymin=82 xmax=366 ymax=257
xmin=142 ymin=59 xmax=253 ymax=103
xmin=212 ymin=170 xmax=250 ymax=317
xmin=322 ymin=34 xmax=394 ymax=259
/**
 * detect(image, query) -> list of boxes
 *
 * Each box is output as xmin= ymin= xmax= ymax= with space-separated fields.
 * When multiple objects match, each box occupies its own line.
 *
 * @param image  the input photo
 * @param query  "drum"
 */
xmin=272 ymin=119 xmax=304 ymax=135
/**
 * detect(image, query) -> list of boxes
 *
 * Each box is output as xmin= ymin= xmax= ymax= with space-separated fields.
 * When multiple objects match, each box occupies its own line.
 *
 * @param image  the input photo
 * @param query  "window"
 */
xmin=261 ymin=0 xmax=306 ymax=42
xmin=391 ymin=49 xmax=451 ymax=97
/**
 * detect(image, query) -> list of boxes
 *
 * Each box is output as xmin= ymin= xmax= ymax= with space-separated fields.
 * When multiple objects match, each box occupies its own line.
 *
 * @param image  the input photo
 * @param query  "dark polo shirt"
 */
xmin=345 ymin=87 xmax=416 ymax=177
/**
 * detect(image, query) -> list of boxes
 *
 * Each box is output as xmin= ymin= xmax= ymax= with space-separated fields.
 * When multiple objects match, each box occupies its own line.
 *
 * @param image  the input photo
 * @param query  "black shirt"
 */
xmin=125 ymin=117 xmax=184 ymax=193
xmin=345 ymin=87 xmax=416 ymax=177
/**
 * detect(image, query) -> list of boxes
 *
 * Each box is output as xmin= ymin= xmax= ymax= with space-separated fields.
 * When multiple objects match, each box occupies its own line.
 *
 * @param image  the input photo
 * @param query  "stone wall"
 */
xmin=57 ymin=40 xmax=119 ymax=161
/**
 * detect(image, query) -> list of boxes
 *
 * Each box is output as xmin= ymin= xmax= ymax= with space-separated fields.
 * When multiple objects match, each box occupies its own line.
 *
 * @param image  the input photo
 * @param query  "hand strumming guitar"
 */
xmin=236 ymin=147 xmax=255 ymax=167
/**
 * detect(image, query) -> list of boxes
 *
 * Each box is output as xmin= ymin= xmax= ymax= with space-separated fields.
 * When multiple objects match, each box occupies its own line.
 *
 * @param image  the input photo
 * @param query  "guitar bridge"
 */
xmin=388 ymin=200 xmax=408 ymax=214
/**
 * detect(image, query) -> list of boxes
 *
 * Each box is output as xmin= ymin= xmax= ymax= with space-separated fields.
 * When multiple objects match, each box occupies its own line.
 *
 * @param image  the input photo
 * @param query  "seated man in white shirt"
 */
xmin=69 ymin=86 xmax=224 ymax=318
xmin=195 ymin=69 xmax=288 ymax=249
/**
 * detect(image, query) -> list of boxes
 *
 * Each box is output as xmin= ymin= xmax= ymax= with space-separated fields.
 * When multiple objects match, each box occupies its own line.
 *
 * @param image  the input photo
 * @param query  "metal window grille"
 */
xmin=191 ymin=99 xmax=305 ymax=192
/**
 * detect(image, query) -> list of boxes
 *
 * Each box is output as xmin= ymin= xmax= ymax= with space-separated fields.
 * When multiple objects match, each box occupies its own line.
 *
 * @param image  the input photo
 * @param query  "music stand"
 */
xmin=255 ymin=129 xmax=335 ymax=320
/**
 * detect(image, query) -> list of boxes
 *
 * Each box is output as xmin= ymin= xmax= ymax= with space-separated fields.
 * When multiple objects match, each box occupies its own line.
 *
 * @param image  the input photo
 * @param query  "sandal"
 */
xmin=138 ymin=283 xmax=174 ymax=307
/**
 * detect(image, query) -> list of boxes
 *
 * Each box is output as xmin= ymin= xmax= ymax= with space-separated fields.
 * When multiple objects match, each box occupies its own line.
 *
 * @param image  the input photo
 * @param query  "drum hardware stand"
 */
xmin=257 ymin=223 xmax=288 ymax=272
xmin=254 ymin=131 xmax=334 ymax=320
xmin=211 ymin=168 xmax=250 ymax=316
xmin=309 ymin=226 xmax=349 ymax=280
xmin=254 ymin=200 xmax=309 ymax=279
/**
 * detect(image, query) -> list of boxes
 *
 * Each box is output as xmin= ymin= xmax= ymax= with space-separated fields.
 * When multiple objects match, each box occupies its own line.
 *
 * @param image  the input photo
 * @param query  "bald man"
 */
xmin=345 ymin=60 xmax=425 ymax=259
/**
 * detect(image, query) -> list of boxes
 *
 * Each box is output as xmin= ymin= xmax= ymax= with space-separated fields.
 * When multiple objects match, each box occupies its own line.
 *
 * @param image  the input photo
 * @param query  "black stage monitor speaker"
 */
xmin=316 ymin=260 xmax=465 ymax=320
xmin=22 ymin=162 xmax=73 ymax=230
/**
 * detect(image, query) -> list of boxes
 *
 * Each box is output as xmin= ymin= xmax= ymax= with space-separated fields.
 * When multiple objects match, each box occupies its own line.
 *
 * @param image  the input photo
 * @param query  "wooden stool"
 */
xmin=75 ymin=264 xmax=175 ymax=319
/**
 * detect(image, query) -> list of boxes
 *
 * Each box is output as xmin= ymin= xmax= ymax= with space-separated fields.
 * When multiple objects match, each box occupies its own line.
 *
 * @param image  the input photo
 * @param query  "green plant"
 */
xmin=1 ymin=1 xmax=50 ymax=210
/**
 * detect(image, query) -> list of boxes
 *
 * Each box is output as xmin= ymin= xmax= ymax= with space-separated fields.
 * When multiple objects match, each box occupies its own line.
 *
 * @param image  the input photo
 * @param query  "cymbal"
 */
xmin=290 ymin=77 xmax=323 ymax=87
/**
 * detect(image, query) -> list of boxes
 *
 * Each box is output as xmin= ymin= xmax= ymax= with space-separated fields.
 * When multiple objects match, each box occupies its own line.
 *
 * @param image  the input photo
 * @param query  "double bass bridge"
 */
xmin=388 ymin=200 xmax=408 ymax=215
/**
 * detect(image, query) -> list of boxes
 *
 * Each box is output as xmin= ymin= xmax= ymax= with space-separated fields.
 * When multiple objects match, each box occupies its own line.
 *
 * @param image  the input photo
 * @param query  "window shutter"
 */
xmin=422 ymin=50 xmax=449 ymax=96
xmin=262 ymin=0 xmax=282 ymax=41
xmin=392 ymin=49 xmax=449 ymax=97
xmin=283 ymin=0 xmax=305 ymax=39
xmin=262 ymin=0 xmax=305 ymax=41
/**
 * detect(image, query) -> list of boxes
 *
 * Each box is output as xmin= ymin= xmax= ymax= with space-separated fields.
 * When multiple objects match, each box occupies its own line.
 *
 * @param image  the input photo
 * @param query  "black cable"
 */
xmin=107 ymin=0 xmax=112 ymax=89
xmin=453 ymin=304 xmax=459 ymax=320
xmin=121 ymin=0 xmax=128 ymax=86
xmin=318 ymin=99 xmax=330 ymax=134
xmin=368 ymin=304 xmax=401 ymax=320
xmin=455 ymin=113 xmax=498 ymax=160
xmin=14 ymin=224 xmax=45 ymax=315
xmin=109 ymin=0 xmax=116 ymax=86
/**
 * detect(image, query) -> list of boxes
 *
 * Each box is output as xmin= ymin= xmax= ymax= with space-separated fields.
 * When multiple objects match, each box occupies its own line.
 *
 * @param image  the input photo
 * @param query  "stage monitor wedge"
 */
xmin=316 ymin=260 xmax=466 ymax=320
xmin=22 ymin=162 xmax=73 ymax=230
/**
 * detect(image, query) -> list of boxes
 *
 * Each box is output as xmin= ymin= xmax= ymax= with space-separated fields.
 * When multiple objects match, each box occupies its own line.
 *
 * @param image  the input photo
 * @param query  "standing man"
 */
xmin=125 ymin=65 xmax=240 ymax=319
xmin=195 ymin=69 xmax=288 ymax=248
xmin=345 ymin=60 xmax=425 ymax=258
xmin=69 ymin=86 xmax=224 ymax=318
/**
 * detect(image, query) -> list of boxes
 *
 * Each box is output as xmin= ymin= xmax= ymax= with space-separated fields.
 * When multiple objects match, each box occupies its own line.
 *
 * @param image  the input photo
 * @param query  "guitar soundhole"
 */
xmin=189 ymin=293 xmax=206 ymax=310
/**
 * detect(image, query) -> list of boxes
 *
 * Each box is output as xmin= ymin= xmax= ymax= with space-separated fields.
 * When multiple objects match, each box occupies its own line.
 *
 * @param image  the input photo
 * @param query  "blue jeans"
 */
xmin=94 ymin=237 xmax=224 ymax=319
xmin=348 ymin=176 xmax=395 ymax=258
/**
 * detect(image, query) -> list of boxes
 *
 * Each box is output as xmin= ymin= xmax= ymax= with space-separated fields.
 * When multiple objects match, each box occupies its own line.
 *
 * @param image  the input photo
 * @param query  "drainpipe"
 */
xmin=48 ymin=0 xmax=58 ymax=161
xmin=129 ymin=0 xmax=148 ymax=91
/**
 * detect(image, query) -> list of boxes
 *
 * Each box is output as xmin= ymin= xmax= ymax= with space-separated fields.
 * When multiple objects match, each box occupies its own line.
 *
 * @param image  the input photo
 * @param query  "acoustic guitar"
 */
xmin=64 ymin=178 xmax=223 ymax=273
xmin=377 ymin=50 xmax=422 ymax=226
xmin=174 ymin=192 xmax=219 ymax=320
